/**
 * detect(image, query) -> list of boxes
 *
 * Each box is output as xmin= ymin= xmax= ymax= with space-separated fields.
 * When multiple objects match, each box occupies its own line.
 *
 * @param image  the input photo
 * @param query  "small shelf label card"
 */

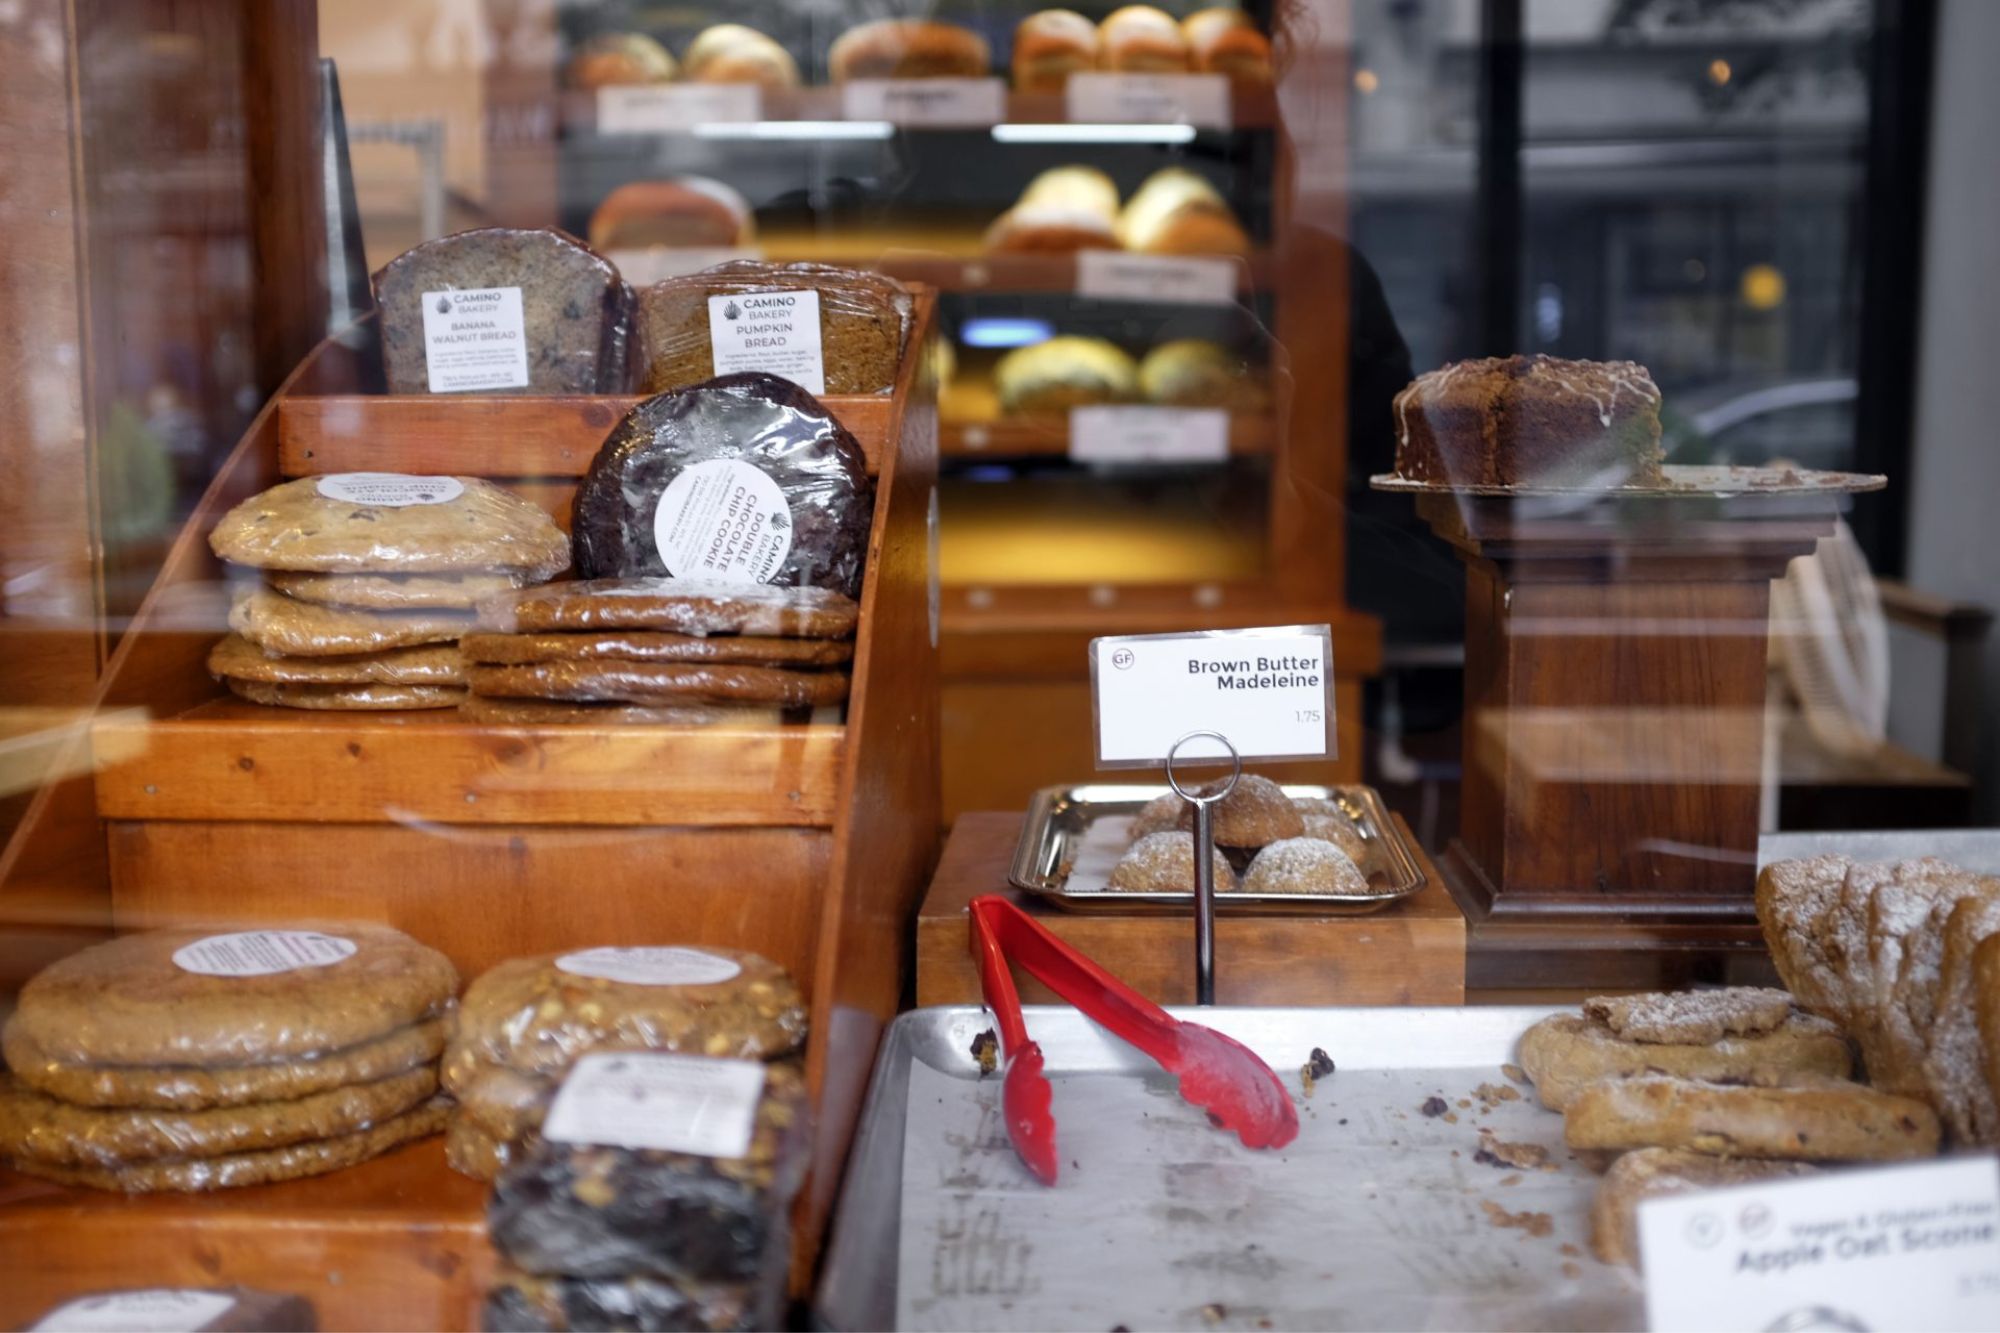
xmin=596 ymin=83 xmax=762 ymax=132
xmin=1075 ymin=250 xmax=1238 ymax=306
xmin=1639 ymin=1156 xmax=2000 ymax=1332
xmin=1065 ymin=73 xmax=1231 ymax=130
xmin=1089 ymin=625 xmax=1335 ymax=767
xmin=1070 ymin=406 xmax=1228 ymax=464
xmin=841 ymin=78 xmax=1006 ymax=127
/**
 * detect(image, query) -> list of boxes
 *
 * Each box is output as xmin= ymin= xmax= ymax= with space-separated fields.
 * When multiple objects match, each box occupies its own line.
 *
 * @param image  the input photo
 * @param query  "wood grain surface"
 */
xmin=915 ymin=812 xmax=1464 ymax=1007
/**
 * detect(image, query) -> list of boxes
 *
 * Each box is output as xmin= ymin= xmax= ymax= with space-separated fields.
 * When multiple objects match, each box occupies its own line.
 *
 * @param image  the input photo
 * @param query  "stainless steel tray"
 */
xmin=816 ymin=1005 xmax=1643 ymax=1332
xmin=1007 ymin=783 xmax=1426 ymax=915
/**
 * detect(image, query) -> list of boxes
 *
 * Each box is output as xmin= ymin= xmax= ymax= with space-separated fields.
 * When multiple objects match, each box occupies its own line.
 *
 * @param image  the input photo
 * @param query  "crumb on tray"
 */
xmin=971 ymin=1029 xmax=999 ymax=1076
xmin=1480 ymin=1198 xmax=1554 ymax=1239
xmin=1474 ymin=1129 xmax=1554 ymax=1171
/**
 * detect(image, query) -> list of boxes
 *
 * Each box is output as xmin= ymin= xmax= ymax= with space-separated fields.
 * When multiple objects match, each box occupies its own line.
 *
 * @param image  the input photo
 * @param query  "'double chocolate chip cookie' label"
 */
xmin=652 ymin=459 xmax=793 ymax=583
xmin=554 ymin=946 xmax=742 ymax=987
xmin=313 ymin=473 xmax=466 ymax=507
xmin=172 ymin=931 xmax=358 ymax=978
xmin=30 ymin=1289 xmax=236 ymax=1332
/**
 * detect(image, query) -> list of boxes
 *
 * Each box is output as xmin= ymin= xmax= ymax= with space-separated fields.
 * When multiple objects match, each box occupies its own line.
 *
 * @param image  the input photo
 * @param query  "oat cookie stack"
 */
xmin=0 ymin=926 xmax=457 ymax=1190
xmin=460 ymin=578 xmax=858 ymax=723
xmin=439 ymin=945 xmax=806 ymax=1181
xmin=206 ymin=474 xmax=569 ymax=710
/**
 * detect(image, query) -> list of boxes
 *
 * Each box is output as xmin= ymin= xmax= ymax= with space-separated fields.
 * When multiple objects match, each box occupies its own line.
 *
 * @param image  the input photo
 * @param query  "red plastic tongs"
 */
xmin=968 ymin=893 xmax=1299 ymax=1186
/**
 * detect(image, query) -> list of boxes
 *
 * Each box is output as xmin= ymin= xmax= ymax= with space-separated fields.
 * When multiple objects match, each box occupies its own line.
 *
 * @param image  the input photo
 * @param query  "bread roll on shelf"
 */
xmin=1139 ymin=339 xmax=1268 ymax=410
xmin=1117 ymin=167 xmax=1251 ymax=257
xmin=829 ymin=19 xmax=991 ymax=81
xmin=982 ymin=165 xmax=1121 ymax=254
xmin=566 ymin=33 xmax=677 ymax=89
xmin=996 ymin=337 xmax=1140 ymax=414
xmin=1012 ymin=10 xmax=1100 ymax=92
xmin=587 ymin=178 xmax=755 ymax=252
xmin=682 ymin=24 xmax=800 ymax=88
xmin=1183 ymin=8 xmax=1273 ymax=84
xmin=1099 ymin=6 xmax=1190 ymax=73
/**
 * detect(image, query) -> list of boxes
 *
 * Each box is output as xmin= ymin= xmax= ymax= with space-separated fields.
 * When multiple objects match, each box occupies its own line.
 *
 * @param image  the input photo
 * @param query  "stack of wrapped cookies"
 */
xmin=1110 ymin=774 xmax=1373 ymax=896
xmin=438 ymin=945 xmax=809 ymax=1331
xmin=0 ymin=926 xmax=457 ymax=1191
xmin=205 ymin=473 xmax=569 ymax=710
xmin=459 ymin=578 xmax=858 ymax=724
xmin=1517 ymin=985 xmax=1939 ymax=1269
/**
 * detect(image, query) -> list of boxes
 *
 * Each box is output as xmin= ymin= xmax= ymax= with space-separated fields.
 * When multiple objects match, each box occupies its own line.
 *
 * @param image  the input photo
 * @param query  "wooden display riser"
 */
xmin=0 ymin=1143 xmax=488 ymax=1331
xmin=0 ymin=295 xmax=943 ymax=1319
xmin=915 ymin=813 xmax=1466 ymax=1007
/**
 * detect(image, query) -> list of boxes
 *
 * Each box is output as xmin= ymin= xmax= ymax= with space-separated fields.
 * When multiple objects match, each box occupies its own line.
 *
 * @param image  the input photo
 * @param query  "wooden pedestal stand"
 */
xmin=0 ymin=295 xmax=941 ymax=1329
xmin=1380 ymin=470 xmax=1883 ymax=991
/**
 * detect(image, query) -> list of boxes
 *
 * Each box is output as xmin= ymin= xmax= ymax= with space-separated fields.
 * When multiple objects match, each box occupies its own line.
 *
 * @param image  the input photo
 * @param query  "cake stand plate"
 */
xmin=1368 ymin=463 xmax=1886 ymax=498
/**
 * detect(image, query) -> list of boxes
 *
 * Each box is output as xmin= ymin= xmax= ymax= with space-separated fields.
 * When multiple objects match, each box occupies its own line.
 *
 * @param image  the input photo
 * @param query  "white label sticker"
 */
xmin=1075 ymin=251 xmax=1238 ymax=306
xmin=543 ymin=1051 xmax=765 ymax=1158
xmin=314 ymin=473 xmax=466 ymax=507
xmin=606 ymin=246 xmax=764 ymax=287
xmin=31 ymin=1290 xmax=236 ymax=1333
xmin=706 ymin=288 xmax=825 ymax=394
xmin=1065 ymin=73 xmax=1232 ymax=129
xmin=172 ymin=930 xmax=357 ymax=977
xmin=419 ymin=286 xmax=529 ymax=393
xmin=1070 ymin=406 xmax=1229 ymax=465
xmin=596 ymin=83 xmax=762 ymax=133
xmin=841 ymin=78 xmax=1006 ymax=126
xmin=651 ymin=459 xmax=794 ymax=585
xmin=1090 ymin=626 xmax=1336 ymax=767
xmin=1640 ymin=1157 xmax=2000 ymax=1332
xmin=555 ymin=946 xmax=743 ymax=987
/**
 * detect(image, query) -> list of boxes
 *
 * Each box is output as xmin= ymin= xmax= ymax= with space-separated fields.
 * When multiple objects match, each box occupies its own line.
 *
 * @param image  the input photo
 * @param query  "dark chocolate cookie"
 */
xmin=569 ymin=373 xmax=873 ymax=596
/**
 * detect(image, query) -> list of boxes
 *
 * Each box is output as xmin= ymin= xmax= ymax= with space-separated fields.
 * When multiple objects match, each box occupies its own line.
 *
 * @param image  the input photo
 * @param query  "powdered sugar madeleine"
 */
xmin=1107 ymin=831 xmax=1235 ymax=893
xmin=210 ymin=474 xmax=568 ymax=578
xmin=1239 ymin=838 xmax=1368 ymax=896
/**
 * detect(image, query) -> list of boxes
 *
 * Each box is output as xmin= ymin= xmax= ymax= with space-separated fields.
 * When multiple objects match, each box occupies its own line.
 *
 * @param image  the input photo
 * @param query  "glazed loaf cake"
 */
xmin=373 ymin=227 xmax=633 ymax=395
xmin=1392 ymin=354 xmax=1664 ymax=487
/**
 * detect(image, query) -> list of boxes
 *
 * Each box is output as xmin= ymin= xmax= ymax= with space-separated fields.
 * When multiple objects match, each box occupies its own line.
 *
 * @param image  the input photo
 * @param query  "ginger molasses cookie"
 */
xmin=457 ymin=697 xmax=781 ymax=726
xmin=467 ymin=661 xmax=849 ymax=709
xmin=208 ymin=634 xmax=465 ymax=687
xmin=460 ymin=630 xmax=853 ymax=668
xmin=228 ymin=587 xmax=472 ymax=657
xmin=224 ymin=680 xmax=466 ymax=711
xmin=5 ymin=926 xmax=458 ymax=1069
xmin=477 ymin=577 xmax=860 ymax=639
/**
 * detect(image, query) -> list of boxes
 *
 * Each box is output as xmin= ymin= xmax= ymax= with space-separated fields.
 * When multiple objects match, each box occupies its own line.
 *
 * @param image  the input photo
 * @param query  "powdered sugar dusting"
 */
xmin=1107 ymin=831 xmax=1235 ymax=894
xmin=1583 ymin=988 xmax=1793 ymax=1045
xmin=1240 ymin=837 xmax=1367 ymax=896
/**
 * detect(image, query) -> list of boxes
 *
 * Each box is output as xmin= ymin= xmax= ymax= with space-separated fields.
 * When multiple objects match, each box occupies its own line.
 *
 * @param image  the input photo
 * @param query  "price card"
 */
xmin=1639 ymin=1157 xmax=2000 ymax=1332
xmin=841 ymin=78 xmax=1006 ymax=127
xmin=30 ymin=1290 xmax=236 ymax=1332
xmin=1070 ymin=406 xmax=1228 ymax=464
xmin=596 ymin=83 xmax=762 ymax=133
xmin=1075 ymin=250 xmax=1238 ymax=306
xmin=542 ymin=1051 xmax=766 ymax=1159
xmin=1065 ymin=72 xmax=1231 ymax=130
xmin=1089 ymin=625 xmax=1335 ymax=767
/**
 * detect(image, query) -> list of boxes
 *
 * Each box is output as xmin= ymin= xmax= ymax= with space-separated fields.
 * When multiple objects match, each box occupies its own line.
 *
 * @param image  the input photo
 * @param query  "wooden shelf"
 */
xmin=941 ymin=411 xmax=1273 ymax=458
xmin=95 ymin=699 xmax=845 ymax=829
xmin=558 ymin=85 xmax=1277 ymax=133
xmin=0 ymin=1141 xmax=490 ymax=1333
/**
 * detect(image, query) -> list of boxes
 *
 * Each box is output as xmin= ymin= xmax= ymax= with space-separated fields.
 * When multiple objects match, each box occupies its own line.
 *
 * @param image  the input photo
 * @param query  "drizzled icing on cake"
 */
xmin=1395 ymin=354 xmax=1660 ymax=445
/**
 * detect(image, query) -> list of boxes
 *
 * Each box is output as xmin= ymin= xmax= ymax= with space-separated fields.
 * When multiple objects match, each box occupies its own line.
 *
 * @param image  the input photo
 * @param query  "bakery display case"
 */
xmin=4 ymin=0 xmax=1997 ymax=1329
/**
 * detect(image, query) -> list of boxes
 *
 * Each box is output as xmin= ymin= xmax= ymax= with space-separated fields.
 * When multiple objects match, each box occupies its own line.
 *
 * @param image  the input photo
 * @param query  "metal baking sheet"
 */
xmin=1368 ymin=462 xmax=1886 ymax=498
xmin=1008 ymin=783 xmax=1426 ymax=915
xmin=816 ymin=1005 xmax=1644 ymax=1332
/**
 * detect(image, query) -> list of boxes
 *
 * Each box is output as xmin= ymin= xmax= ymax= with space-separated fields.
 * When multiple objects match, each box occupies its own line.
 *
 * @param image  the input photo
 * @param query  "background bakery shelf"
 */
xmin=757 ymin=230 xmax=1273 ymax=296
xmin=557 ymin=85 xmax=1278 ymax=133
xmin=0 ymin=293 xmax=942 ymax=1328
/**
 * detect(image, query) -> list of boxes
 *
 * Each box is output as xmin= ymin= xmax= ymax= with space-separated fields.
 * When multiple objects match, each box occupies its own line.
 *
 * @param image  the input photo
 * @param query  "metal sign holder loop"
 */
xmin=1166 ymin=730 xmax=1240 ymax=1006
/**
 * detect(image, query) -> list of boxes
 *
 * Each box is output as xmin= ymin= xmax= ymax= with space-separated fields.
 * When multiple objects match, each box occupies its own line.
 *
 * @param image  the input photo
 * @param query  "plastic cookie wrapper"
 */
xmin=208 ymin=475 xmax=571 ymax=580
xmin=486 ymin=1062 xmax=809 ymax=1288
xmin=442 ymin=948 xmax=807 ymax=1083
xmin=568 ymin=372 xmax=876 ymax=596
xmin=474 ymin=576 xmax=861 ymax=639
xmin=483 ymin=1265 xmax=762 ymax=1333
xmin=634 ymin=259 xmax=912 ymax=396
